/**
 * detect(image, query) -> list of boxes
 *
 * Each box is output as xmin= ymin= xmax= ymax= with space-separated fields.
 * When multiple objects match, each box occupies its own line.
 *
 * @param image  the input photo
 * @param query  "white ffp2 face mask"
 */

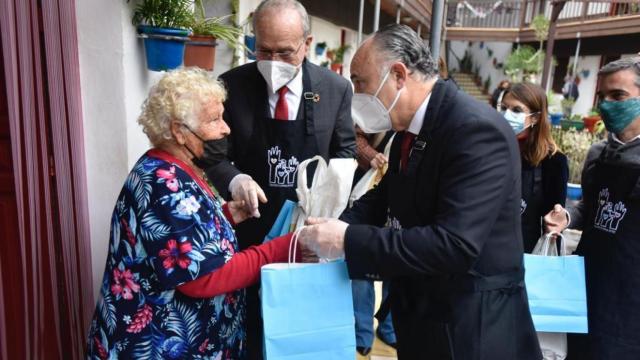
xmin=351 ymin=69 xmax=403 ymax=134
xmin=257 ymin=60 xmax=299 ymax=94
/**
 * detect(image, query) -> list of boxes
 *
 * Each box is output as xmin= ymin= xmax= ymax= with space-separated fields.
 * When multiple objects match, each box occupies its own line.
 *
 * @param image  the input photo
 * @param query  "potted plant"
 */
xmin=561 ymin=97 xmax=575 ymax=119
xmin=328 ymin=44 xmax=351 ymax=73
xmin=315 ymin=42 xmax=327 ymax=57
xmin=129 ymin=0 xmax=192 ymax=71
xmin=583 ymin=108 xmax=602 ymax=134
xmin=183 ymin=0 xmax=244 ymax=71
xmin=551 ymin=127 xmax=599 ymax=200
xmin=504 ymin=45 xmax=543 ymax=83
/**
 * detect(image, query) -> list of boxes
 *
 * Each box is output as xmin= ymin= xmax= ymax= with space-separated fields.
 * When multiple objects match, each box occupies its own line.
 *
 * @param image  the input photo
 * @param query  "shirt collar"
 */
xmin=407 ymin=92 xmax=431 ymax=135
xmin=612 ymin=133 xmax=640 ymax=145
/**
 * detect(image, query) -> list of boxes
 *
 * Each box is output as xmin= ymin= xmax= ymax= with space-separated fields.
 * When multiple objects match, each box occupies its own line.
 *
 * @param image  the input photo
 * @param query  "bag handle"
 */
xmin=288 ymin=226 xmax=306 ymax=265
xmin=295 ymin=156 xmax=326 ymax=203
xmin=541 ymin=232 xmax=567 ymax=256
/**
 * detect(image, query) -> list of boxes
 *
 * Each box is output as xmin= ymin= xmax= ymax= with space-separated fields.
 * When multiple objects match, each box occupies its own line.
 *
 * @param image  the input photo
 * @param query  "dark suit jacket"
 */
xmin=521 ymin=152 xmax=568 ymax=252
xmin=207 ymin=60 xmax=356 ymax=199
xmin=340 ymin=79 xmax=541 ymax=359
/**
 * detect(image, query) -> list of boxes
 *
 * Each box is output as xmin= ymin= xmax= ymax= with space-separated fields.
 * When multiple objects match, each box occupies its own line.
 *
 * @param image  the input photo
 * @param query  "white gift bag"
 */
xmin=349 ymin=133 xmax=395 ymax=206
xmin=291 ymin=156 xmax=357 ymax=230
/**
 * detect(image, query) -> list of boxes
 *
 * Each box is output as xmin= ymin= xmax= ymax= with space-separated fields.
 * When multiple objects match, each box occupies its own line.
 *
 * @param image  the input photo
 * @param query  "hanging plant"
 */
xmin=504 ymin=45 xmax=543 ymax=82
xmin=129 ymin=0 xmax=192 ymax=29
xmin=128 ymin=0 xmax=192 ymax=71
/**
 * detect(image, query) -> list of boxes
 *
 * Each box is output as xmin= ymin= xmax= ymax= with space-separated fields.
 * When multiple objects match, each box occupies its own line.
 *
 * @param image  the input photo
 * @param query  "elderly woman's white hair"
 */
xmin=138 ymin=67 xmax=227 ymax=146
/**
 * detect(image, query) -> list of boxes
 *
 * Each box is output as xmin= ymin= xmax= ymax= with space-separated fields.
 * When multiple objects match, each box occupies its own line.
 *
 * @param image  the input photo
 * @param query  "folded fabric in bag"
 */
xmin=261 ymin=236 xmax=356 ymax=359
xmin=524 ymin=233 xmax=588 ymax=334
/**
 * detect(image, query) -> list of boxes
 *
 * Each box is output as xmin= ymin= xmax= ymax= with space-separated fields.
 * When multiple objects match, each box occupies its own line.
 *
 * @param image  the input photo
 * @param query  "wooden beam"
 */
xmin=542 ymin=0 xmax=566 ymax=89
xmin=516 ymin=15 xmax=640 ymax=41
xmin=445 ymin=27 xmax=521 ymax=42
xmin=446 ymin=15 xmax=640 ymax=42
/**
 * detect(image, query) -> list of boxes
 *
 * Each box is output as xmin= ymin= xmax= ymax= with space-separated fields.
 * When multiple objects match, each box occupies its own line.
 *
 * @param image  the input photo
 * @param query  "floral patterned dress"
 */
xmin=87 ymin=149 xmax=245 ymax=359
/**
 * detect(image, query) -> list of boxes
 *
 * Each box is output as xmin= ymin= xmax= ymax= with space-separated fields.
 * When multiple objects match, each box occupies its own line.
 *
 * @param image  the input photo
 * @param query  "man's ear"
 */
xmin=171 ymin=120 xmax=186 ymax=145
xmin=304 ymin=35 xmax=314 ymax=48
xmin=390 ymin=62 xmax=409 ymax=89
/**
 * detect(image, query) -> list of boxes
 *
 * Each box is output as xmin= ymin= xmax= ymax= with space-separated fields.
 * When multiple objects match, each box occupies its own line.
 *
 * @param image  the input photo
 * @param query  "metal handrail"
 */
xmin=447 ymin=0 xmax=639 ymax=29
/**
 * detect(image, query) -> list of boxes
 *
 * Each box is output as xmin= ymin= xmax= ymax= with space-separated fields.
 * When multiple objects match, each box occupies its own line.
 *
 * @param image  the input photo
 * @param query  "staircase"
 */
xmin=451 ymin=72 xmax=491 ymax=104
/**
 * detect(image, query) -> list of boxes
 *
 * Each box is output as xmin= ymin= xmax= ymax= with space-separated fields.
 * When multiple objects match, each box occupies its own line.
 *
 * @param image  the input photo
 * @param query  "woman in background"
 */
xmin=501 ymin=82 xmax=568 ymax=252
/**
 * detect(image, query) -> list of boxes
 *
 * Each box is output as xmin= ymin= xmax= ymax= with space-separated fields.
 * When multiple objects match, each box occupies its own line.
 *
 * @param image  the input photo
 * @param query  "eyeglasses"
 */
xmin=499 ymin=104 xmax=538 ymax=117
xmin=254 ymin=40 xmax=304 ymax=61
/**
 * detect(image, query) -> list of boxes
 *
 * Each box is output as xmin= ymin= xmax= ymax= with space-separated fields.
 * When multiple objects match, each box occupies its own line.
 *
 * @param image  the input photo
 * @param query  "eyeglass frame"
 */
xmin=253 ymin=39 xmax=306 ymax=61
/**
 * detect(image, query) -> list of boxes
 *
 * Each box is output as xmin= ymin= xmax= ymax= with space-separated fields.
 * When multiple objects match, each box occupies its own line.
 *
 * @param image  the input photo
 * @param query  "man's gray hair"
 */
xmin=598 ymin=57 xmax=640 ymax=89
xmin=372 ymin=24 xmax=438 ymax=80
xmin=252 ymin=0 xmax=310 ymax=38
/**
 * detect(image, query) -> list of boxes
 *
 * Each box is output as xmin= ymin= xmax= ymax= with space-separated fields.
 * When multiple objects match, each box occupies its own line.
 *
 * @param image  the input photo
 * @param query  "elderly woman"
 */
xmin=86 ymin=68 xmax=294 ymax=359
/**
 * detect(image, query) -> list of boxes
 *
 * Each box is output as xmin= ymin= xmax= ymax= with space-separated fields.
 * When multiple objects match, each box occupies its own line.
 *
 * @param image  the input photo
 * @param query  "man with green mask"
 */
xmin=545 ymin=57 xmax=640 ymax=359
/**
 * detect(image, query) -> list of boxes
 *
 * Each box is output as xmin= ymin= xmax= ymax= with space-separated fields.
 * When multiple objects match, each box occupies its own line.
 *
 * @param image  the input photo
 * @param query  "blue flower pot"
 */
xmin=315 ymin=45 xmax=326 ymax=56
xmin=138 ymin=26 xmax=189 ymax=71
xmin=244 ymin=35 xmax=256 ymax=60
xmin=567 ymin=183 xmax=582 ymax=200
xmin=550 ymin=113 xmax=563 ymax=126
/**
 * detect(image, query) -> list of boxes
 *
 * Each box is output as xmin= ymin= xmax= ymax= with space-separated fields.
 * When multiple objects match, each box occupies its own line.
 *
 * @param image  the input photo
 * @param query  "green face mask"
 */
xmin=598 ymin=97 xmax=640 ymax=134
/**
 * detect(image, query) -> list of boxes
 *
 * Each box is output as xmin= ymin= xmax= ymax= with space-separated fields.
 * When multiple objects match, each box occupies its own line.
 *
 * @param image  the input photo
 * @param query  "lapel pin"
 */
xmin=304 ymin=92 xmax=320 ymax=103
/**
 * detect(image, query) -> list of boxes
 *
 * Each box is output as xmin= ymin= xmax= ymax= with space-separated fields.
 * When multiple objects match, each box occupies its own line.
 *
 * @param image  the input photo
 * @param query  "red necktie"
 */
xmin=274 ymin=86 xmax=289 ymax=121
xmin=400 ymin=132 xmax=416 ymax=172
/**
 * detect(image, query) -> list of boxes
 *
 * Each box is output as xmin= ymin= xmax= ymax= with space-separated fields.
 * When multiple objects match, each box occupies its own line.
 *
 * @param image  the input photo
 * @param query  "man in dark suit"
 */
xmin=202 ymin=0 xmax=355 ymax=358
xmin=299 ymin=24 xmax=541 ymax=359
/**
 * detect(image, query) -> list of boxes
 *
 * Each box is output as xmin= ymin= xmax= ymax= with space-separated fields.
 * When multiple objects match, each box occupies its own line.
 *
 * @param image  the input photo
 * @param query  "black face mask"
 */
xmin=183 ymin=126 xmax=228 ymax=170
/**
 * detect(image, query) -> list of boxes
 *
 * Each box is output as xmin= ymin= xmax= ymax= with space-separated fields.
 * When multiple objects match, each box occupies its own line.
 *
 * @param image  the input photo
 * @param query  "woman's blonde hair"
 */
xmin=138 ymin=67 xmax=227 ymax=146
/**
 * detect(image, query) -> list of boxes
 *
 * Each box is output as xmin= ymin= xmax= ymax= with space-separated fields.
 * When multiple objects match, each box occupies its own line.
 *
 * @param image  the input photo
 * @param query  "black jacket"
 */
xmin=521 ymin=152 xmax=569 ymax=252
xmin=341 ymin=79 xmax=541 ymax=359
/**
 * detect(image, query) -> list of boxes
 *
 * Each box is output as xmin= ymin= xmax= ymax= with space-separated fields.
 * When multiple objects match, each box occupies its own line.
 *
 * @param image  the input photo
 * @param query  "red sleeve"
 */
xmin=177 ymin=233 xmax=294 ymax=298
xmin=221 ymin=202 xmax=236 ymax=227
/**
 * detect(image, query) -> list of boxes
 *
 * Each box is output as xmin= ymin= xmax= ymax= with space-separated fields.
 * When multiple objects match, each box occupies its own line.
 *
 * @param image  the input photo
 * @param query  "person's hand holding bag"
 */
xmin=298 ymin=217 xmax=348 ymax=260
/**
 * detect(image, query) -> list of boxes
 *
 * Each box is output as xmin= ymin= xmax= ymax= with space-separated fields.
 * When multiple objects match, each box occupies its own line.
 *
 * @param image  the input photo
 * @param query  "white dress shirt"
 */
xmin=267 ymin=67 xmax=303 ymax=121
xmin=407 ymin=92 xmax=432 ymax=135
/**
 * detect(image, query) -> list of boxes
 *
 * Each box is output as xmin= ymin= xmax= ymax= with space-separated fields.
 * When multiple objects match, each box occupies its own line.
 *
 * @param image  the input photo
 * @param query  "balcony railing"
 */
xmin=446 ymin=0 xmax=640 ymax=29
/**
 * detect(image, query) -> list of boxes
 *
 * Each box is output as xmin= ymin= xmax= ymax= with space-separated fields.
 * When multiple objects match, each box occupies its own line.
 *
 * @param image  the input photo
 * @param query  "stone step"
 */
xmin=450 ymin=72 xmax=491 ymax=103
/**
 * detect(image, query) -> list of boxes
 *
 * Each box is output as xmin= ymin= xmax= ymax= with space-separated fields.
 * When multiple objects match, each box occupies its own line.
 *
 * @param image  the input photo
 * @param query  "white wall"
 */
xmin=620 ymin=53 xmax=640 ymax=60
xmin=448 ymin=40 xmax=513 ymax=92
xmin=308 ymin=16 xmax=358 ymax=79
xmin=568 ymin=55 xmax=600 ymax=116
xmin=77 ymin=0 xmax=131 ymax=299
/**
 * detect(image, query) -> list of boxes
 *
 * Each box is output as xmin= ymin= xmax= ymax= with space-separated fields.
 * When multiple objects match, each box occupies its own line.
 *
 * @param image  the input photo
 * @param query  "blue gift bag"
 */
xmin=524 ymin=234 xmax=588 ymax=333
xmin=261 ymin=261 xmax=356 ymax=360
xmin=264 ymin=200 xmax=297 ymax=243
